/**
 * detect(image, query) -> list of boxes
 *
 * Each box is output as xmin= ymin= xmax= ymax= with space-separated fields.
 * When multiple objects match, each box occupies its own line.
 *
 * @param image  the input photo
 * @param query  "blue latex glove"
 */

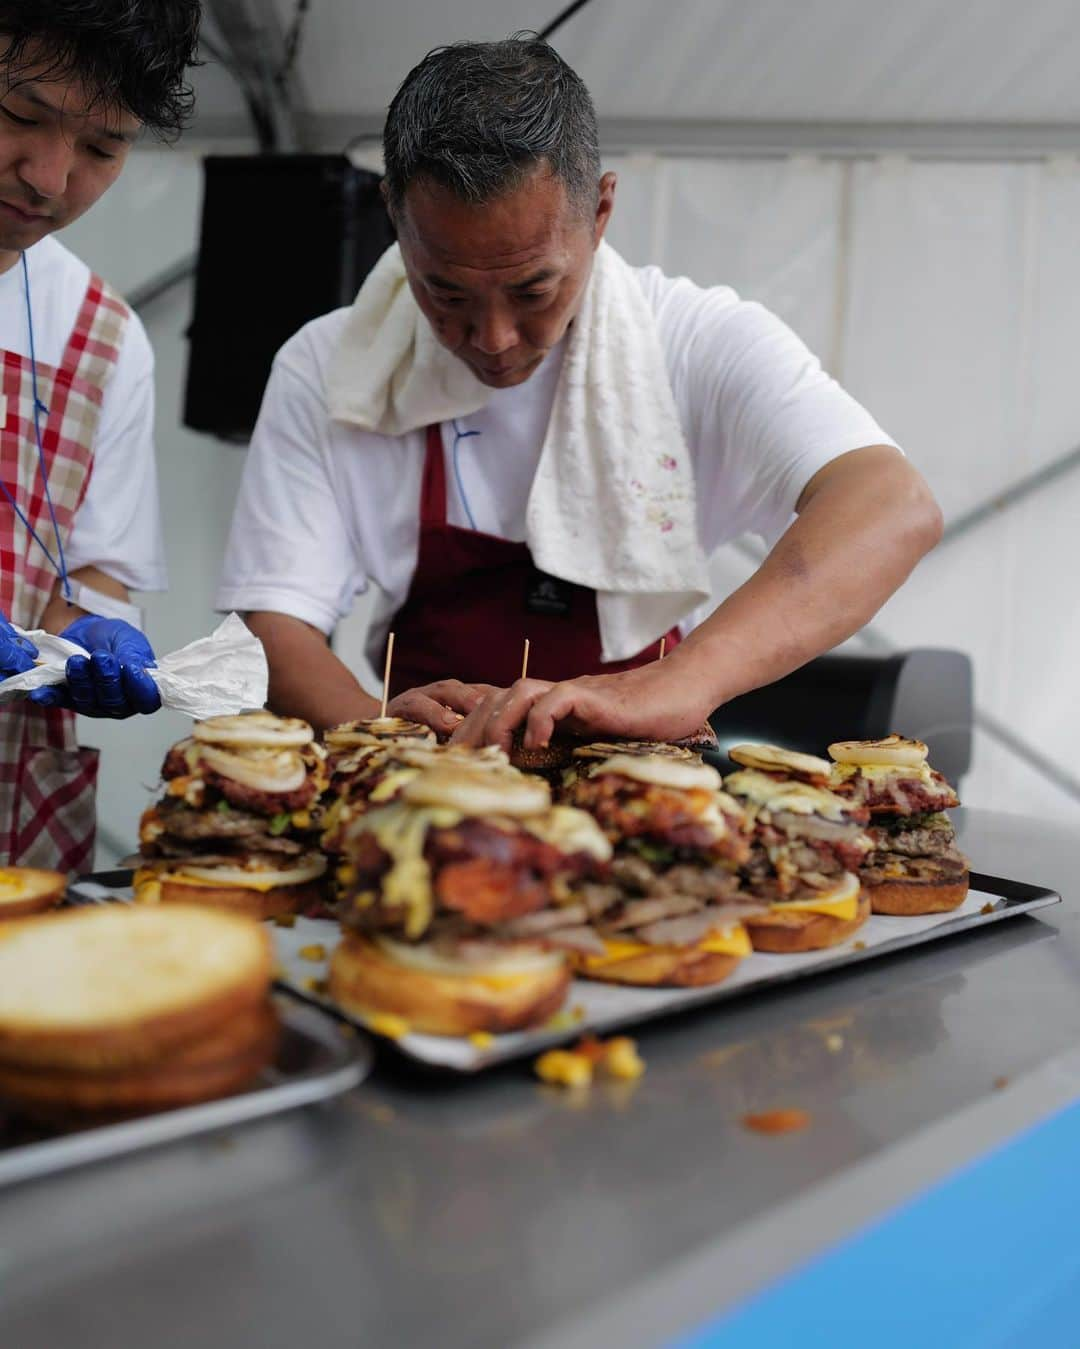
xmin=0 ymin=613 xmax=38 ymax=678
xmin=29 ymin=615 xmax=161 ymax=717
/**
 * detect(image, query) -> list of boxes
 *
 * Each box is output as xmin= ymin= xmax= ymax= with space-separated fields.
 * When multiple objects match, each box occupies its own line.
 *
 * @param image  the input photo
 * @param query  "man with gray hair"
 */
xmin=220 ymin=34 xmax=941 ymax=751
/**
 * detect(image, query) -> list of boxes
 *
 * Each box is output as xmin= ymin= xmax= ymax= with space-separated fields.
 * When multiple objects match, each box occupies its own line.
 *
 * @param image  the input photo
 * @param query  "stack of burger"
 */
xmin=827 ymin=736 xmax=970 ymax=913
xmin=723 ymin=744 xmax=873 ymax=952
xmin=316 ymin=716 xmax=438 ymax=844
xmin=329 ymin=758 xmax=612 ymax=1035
xmin=560 ymin=745 xmax=764 ymax=987
xmin=135 ymin=712 xmax=329 ymax=919
xmin=0 ymin=905 xmax=277 ymax=1124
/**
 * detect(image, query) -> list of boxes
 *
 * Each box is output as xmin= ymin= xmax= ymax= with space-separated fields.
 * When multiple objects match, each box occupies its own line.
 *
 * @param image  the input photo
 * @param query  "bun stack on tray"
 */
xmin=134 ymin=712 xmax=330 ymax=918
xmin=560 ymin=747 xmax=764 ymax=986
xmin=329 ymin=759 xmax=612 ymax=1034
xmin=723 ymin=745 xmax=873 ymax=952
xmin=827 ymin=736 xmax=970 ymax=913
xmin=0 ymin=906 xmax=277 ymax=1124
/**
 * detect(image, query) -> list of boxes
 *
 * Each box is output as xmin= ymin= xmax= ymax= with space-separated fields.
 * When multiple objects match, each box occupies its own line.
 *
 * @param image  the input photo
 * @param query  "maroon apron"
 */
xmin=389 ymin=424 xmax=680 ymax=695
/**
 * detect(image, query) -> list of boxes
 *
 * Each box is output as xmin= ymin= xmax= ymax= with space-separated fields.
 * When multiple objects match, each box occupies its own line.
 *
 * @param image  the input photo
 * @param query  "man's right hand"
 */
xmin=387 ymin=679 xmax=501 ymax=738
xmin=0 ymin=614 xmax=38 ymax=680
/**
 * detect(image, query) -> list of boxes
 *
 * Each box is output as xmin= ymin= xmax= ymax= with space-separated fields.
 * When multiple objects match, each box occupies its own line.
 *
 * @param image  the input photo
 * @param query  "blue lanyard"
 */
xmin=451 ymin=417 xmax=480 ymax=531
xmin=0 ymin=252 xmax=71 ymax=601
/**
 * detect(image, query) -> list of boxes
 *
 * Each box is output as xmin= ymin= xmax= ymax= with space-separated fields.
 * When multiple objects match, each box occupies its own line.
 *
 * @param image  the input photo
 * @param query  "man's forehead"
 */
xmin=2 ymin=56 xmax=140 ymax=142
xmin=400 ymin=173 xmax=580 ymax=277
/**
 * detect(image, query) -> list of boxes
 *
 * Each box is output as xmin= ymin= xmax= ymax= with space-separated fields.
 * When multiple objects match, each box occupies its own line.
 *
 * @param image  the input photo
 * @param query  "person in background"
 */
xmin=0 ymin=1 xmax=201 ymax=871
xmin=220 ymin=35 xmax=942 ymax=752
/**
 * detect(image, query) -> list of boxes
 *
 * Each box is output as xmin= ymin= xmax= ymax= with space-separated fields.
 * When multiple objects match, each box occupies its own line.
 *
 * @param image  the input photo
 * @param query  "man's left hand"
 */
xmin=449 ymin=659 xmax=713 ymax=752
xmin=29 ymin=616 xmax=161 ymax=718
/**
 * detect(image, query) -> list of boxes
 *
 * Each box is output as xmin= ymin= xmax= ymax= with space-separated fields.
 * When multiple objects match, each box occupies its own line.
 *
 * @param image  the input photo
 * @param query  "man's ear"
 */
xmin=593 ymin=171 xmax=617 ymax=247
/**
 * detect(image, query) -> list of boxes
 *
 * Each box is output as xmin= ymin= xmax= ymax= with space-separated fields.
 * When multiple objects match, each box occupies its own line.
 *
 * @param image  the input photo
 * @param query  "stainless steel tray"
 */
xmin=68 ymin=871 xmax=1059 ymax=1073
xmin=0 ymin=996 xmax=371 ymax=1188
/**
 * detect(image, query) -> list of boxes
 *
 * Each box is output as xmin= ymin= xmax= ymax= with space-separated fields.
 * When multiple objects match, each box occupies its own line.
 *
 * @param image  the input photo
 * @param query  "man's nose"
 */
xmin=17 ymin=136 xmax=75 ymax=201
xmin=471 ymin=305 xmax=517 ymax=355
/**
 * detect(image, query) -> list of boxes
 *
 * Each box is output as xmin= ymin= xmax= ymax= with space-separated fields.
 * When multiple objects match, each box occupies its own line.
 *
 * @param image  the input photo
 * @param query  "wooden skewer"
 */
xmin=658 ymin=636 xmax=667 ymax=662
xmin=379 ymin=631 xmax=396 ymax=719
xmin=521 ymin=637 xmax=531 ymax=681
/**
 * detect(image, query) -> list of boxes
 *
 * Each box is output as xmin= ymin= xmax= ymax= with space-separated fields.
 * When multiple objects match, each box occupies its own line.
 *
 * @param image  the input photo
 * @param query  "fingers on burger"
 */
xmin=563 ymin=753 xmax=762 ymax=986
xmin=329 ymin=761 xmax=612 ymax=1036
xmin=135 ymin=713 xmax=328 ymax=919
xmin=724 ymin=759 xmax=873 ymax=953
xmin=827 ymin=736 xmax=970 ymax=914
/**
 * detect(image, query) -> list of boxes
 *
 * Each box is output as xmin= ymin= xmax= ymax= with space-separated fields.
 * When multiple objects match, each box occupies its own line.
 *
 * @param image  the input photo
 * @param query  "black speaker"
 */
xmin=183 ymin=154 xmax=395 ymax=441
xmin=709 ymin=649 xmax=974 ymax=788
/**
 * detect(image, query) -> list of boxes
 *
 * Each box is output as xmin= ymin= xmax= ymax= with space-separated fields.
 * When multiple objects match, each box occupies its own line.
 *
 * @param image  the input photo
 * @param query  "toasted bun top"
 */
xmin=401 ymin=763 xmax=551 ymax=816
xmin=194 ymin=712 xmax=314 ymax=749
xmin=572 ymin=740 xmax=697 ymax=762
xmin=589 ymin=754 xmax=723 ymax=793
xmin=724 ymin=769 xmax=855 ymax=822
xmin=828 ymin=734 xmax=928 ymax=769
xmin=0 ymin=906 xmax=271 ymax=1033
xmin=0 ymin=867 xmax=66 ymax=909
xmin=728 ymin=743 xmax=832 ymax=780
xmin=325 ymin=718 xmax=436 ymax=749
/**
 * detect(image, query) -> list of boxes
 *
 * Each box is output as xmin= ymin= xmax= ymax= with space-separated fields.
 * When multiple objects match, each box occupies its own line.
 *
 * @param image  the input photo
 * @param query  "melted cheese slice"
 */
xmin=582 ymin=924 xmax=751 ymax=968
xmin=771 ymin=873 xmax=860 ymax=920
xmin=724 ymin=769 xmax=852 ymax=821
xmin=831 ymin=762 xmax=934 ymax=786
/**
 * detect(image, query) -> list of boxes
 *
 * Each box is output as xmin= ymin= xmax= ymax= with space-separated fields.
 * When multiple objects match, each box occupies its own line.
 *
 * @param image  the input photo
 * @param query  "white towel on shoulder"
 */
xmin=326 ymin=241 xmax=711 ymax=662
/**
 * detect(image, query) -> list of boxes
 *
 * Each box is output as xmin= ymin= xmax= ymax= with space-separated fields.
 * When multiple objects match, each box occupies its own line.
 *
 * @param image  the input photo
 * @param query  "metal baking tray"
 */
xmin=68 ymin=871 xmax=1059 ymax=1074
xmin=0 ymin=996 xmax=371 ymax=1189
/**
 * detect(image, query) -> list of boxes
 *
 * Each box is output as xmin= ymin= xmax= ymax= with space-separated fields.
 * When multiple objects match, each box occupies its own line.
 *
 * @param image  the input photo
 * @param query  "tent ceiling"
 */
xmin=195 ymin=0 xmax=1080 ymax=132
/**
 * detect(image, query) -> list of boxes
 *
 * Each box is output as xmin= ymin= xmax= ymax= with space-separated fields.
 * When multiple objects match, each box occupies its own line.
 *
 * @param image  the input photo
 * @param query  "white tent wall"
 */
xmin=59 ymin=138 xmax=1078 ymax=863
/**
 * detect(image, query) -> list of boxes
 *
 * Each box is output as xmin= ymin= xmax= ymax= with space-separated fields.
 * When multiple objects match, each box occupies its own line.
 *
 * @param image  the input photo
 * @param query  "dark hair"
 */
xmin=383 ymin=33 xmax=600 ymax=217
xmin=0 ymin=0 xmax=202 ymax=139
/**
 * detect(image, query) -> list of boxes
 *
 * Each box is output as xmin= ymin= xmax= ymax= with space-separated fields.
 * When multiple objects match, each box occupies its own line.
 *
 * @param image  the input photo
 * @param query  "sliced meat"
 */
xmin=634 ymin=903 xmax=764 ymax=947
xmin=542 ymin=925 xmax=606 ymax=956
xmin=868 ymin=824 xmax=957 ymax=858
xmin=607 ymin=893 xmax=701 ymax=930
xmin=435 ymin=858 xmax=549 ymax=924
xmin=503 ymin=903 xmax=588 ymax=936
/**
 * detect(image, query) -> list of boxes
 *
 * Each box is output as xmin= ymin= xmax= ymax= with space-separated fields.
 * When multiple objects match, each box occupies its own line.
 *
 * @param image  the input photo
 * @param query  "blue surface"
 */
xmin=673 ymin=1095 xmax=1080 ymax=1348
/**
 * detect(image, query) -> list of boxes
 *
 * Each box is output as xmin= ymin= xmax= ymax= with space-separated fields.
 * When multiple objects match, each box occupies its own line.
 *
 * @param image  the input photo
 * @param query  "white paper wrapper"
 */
xmin=0 ymin=612 xmax=268 ymax=718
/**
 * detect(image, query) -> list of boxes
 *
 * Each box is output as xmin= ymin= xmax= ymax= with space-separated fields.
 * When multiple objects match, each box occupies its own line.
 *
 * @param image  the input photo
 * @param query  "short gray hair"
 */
xmin=383 ymin=33 xmax=601 ymax=218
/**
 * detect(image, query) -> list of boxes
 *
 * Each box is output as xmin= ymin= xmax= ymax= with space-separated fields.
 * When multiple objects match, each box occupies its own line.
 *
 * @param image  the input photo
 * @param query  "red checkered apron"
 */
xmin=0 ymin=271 xmax=130 ymax=874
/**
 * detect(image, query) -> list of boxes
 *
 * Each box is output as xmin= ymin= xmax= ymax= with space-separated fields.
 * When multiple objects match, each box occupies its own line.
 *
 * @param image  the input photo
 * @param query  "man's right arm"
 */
xmin=244 ymin=611 xmax=379 ymax=731
xmin=245 ymin=610 xmax=498 ymax=736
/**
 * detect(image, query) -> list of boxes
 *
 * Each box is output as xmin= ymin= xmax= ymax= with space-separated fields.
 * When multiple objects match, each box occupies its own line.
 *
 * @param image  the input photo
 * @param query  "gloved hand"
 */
xmin=29 ymin=615 xmax=161 ymax=717
xmin=0 ymin=613 xmax=38 ymax=678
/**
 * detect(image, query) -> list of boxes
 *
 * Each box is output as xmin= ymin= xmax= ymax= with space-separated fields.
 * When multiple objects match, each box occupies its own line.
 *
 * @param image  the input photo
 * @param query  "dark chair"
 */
xmin=708 ymin=649 xmax=973 ymax=788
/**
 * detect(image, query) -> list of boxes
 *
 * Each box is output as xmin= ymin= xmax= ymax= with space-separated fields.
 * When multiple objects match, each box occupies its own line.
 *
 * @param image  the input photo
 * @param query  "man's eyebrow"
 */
xmin=511 ymin=269 xmax=558 ymax=288
xmin=19 ymin=84 xmax=136 ymax=143
xmin=424 ymin=274 xmax=466 ymax=291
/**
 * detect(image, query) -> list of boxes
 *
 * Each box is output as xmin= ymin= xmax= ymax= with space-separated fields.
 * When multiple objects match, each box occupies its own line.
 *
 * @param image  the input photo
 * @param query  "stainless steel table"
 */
xmin=1 ymin=808 xmax=1076 ymax=1349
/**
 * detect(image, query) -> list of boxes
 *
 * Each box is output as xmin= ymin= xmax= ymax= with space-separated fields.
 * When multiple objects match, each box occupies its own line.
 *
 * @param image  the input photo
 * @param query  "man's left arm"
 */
xmin=453 ymin=445 xmax=942 ymax=749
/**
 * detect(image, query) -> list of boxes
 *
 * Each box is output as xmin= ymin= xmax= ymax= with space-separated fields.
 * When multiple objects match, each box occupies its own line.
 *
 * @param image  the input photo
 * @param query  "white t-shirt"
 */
xmin=0 ymin=235 xmax=166 ymax=593
xmin=218 ymin=266 xmax=897 ymax=667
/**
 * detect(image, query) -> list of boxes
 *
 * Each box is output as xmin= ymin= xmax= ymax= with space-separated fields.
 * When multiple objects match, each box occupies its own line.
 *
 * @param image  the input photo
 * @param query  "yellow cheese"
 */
xmin=291 ymin=810 xmax=312 ymax=829
xmin=725 ymin=769 xmax=852 ymax=822
xmin=583 ymin=924 xmax=750 ymax=968
xmin=368 ymin=767 xmax=421 ymax=803
xmin=774 ymin=891 xmax=858 ymax=920
xmin=134 ymin=866 xmax=281 ymax=894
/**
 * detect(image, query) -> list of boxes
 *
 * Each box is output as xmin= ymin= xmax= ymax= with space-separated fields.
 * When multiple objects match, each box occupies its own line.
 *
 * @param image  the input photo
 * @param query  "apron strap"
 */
xmin=421 ymin=423 xmax=448 ymax=528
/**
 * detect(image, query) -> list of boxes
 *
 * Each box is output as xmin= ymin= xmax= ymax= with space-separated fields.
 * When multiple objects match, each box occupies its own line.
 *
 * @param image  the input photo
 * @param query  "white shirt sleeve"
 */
xmin=644 ymin=270 xmax=899 ymax=550
xmin=64 ymin=312 xmax=168 ymax=591
xmin=216 ymin=333 xmax=366 ymax=635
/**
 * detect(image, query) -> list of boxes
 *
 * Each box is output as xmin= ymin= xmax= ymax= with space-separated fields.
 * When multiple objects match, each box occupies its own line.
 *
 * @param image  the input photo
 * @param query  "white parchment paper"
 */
xmin=0 ymin=612 xmax=268 ymax=718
